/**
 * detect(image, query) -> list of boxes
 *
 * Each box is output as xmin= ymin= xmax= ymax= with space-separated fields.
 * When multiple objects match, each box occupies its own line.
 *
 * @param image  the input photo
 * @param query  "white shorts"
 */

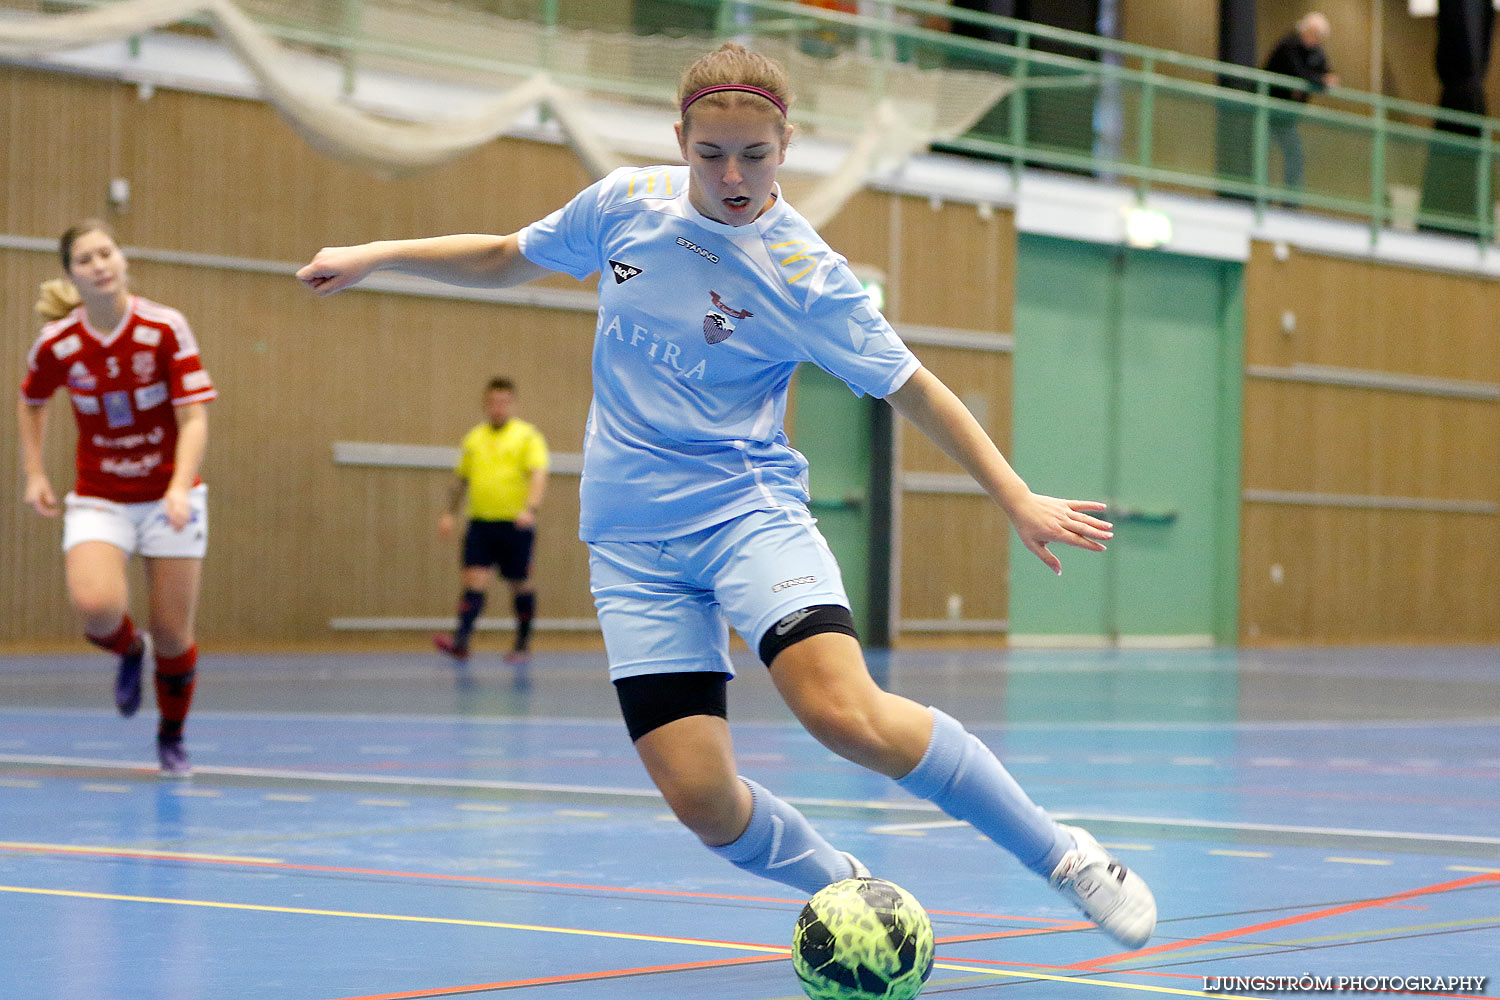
xmin=62 ymin=484 xmax=209 ymax=559
xmin=587 ymin=506 xmax=850 ymax=682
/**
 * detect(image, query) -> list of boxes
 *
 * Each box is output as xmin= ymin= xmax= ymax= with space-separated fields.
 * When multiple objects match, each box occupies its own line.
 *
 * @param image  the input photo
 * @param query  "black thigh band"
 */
xmin=613 ymin=670 xmax=729 ymax=743
xmin=758 ymin=604 xmax=859 ymax=667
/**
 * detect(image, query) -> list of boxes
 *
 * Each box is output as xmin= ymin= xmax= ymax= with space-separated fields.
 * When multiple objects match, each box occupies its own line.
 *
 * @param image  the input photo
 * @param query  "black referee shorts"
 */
xmin=461 ymin=519 xmax=535 ymax=581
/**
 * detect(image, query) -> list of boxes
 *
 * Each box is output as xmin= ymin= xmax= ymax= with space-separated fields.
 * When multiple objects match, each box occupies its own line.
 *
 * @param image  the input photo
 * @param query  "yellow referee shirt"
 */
xmin=456 ymin=419 xmax=549 ymax=521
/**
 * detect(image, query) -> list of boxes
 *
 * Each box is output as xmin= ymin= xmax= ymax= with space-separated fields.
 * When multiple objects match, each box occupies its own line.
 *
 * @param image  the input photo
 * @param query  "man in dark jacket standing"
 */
xmin=1262 ymin=12 xmax=1339 ymax=197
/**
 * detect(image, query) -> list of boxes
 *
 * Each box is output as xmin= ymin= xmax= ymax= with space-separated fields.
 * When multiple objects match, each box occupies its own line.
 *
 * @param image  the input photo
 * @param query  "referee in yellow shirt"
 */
xmin=436 ymin=378 xmax=549 ymax=669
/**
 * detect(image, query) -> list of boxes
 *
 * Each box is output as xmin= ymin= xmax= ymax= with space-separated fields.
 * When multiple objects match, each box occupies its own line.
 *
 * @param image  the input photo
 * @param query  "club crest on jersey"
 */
xmin=608 ymin=259 xmax=643 ymax=284
xmin=132 ymin=351 xmax=157 ymax=382
xmin=703 ymin=290 xmax=754 ymax=345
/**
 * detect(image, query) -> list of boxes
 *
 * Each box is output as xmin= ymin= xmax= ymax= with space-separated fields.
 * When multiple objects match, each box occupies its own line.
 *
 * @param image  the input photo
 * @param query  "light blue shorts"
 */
xmin=587 ymin=507 xmax=851 ymax=681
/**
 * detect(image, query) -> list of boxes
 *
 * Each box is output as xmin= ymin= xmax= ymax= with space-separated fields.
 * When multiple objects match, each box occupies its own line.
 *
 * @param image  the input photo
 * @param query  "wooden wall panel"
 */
xmin=899 ymin=346 xmax=1012 ymax=475
xmin=1122 ymin=0 xmax=1217 ymax=63
xmin=890 ymin=196 xmax=1014 ymax=331
xmin=1242 ymin=382 xmax=1499 ymax=500
xmin=1 ymin=67 xmax=595 ymax=270
xmin=1239 ymin=506 xmax=1499 ymax=642
xmin=898 ymin=494 xmax=1009 ymax=622
xmin=888 ymin=196 xmax=1017 ymax=636
xmin=1 ymin=70 xmax=125 ymax=240
xmin=1246 ymin=242 xmax=1500 ymax=376
xmin=1242 ymin=240 xmax=1500 ymax=644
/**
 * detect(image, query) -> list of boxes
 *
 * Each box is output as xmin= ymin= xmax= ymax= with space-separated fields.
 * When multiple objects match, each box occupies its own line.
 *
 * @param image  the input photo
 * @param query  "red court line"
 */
xmin=326 ymin=953 xmax=788 ymax=999
xmin=1065 ymin=872 xmax=1500 ymax=971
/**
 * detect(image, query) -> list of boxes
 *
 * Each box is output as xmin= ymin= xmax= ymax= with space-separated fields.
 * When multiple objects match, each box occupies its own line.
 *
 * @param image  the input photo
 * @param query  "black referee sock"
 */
xmin=455 ymin=589 xmax=486 ymax=650
xmin=513 ymin=592 xmax=535 ymax=652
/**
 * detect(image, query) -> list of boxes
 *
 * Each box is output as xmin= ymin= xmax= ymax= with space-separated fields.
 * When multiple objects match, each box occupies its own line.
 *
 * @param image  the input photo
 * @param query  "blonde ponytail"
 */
xmin=35 ymin=278 xmax=82 ymax=321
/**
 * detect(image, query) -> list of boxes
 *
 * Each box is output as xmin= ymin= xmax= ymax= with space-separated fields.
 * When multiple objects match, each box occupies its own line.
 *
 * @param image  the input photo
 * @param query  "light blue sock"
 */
xmin=897 ymin=707 xmax=1073 ymax=877
xmin=708 ymin=776 xmax=855 ymax=895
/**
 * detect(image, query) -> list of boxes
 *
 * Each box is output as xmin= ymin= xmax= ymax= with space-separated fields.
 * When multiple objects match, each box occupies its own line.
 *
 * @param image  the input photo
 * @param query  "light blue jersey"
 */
xmin=518 ymin=165 xmax=919 ymax=542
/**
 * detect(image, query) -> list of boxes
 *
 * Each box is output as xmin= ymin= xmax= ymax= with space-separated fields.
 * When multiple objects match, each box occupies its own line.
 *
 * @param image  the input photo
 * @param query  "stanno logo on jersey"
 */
xmin=608 ymin=259 xmax=644 ymax=284
xmin=68 ymin=361 xmax=97 ymax=391
xmin=676 ymin=237 xmax=720 ymax=264
xmin=703 ymin=290 xmax=754 ymax=345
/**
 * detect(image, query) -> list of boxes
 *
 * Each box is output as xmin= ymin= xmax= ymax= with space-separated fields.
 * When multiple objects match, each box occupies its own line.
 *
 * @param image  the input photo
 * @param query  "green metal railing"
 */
xmin=683 ymin=0 xmax=1497 ymax=245
xmin=8 ymin=0 xmax=1497 ymax=244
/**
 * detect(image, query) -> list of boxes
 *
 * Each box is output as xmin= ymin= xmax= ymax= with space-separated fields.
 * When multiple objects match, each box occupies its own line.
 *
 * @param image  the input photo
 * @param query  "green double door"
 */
xmin=1009 ymin=235 xmax=1244 ymax=645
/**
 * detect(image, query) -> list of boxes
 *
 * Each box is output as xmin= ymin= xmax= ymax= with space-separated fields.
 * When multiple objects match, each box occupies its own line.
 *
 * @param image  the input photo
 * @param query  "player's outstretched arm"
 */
xmin=296 ymin=233 xmax=552 ymax=296
xmin=885 ymin=366 xmax=1112 ymax=575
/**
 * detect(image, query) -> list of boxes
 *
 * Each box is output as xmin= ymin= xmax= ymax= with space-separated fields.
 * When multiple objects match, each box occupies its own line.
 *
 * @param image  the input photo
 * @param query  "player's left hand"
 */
xmin=163 ymin=487 xmax=192 ymax=531
xmin=296 ymin=244 xmax=380 ymax=297
xmin=1010 ymin=493 xmax=1112 ymax=576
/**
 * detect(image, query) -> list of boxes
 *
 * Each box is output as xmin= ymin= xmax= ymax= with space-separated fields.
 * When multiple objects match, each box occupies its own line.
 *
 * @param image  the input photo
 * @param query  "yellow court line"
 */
xmin=934 ymin=961 xmax=1257 ymax=1000
xmin=0 ymin=841 xmax=280 ymax=864
xmin=1324 ymin=857 xmax=1393 ymax=866
xmin=0 ymin=885 xmax=789 ymax=955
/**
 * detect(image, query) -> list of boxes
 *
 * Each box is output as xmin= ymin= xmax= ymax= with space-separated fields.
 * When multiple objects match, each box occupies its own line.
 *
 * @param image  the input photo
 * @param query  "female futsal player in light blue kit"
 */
xmin=298 ymin=43 xmax=1156 ymax=949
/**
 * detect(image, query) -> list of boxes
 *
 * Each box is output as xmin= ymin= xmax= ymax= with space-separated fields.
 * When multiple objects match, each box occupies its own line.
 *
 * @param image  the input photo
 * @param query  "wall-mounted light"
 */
xmin=1124 ymin=206 xmax=1172 ymax=249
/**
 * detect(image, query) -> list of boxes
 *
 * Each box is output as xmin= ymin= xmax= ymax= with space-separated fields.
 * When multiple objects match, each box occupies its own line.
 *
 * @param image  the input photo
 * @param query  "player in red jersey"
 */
xmin=16 ymin=220 xmax=216 ymax=777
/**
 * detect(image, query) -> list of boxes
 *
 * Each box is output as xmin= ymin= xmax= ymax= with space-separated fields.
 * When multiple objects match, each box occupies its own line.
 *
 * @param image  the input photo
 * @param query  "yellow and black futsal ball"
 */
xmin=792 ymin=877 xmax=935 ymax=1000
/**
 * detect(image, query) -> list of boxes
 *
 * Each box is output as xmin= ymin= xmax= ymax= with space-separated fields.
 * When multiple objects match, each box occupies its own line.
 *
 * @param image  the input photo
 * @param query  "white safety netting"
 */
xmin=0 ymin=0 xmax=1011 ymax=225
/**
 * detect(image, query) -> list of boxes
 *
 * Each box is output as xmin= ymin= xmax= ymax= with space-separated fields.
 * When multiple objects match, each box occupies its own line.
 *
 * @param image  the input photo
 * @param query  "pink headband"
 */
xmin=680 ymin=84 xmax=788 ymax=117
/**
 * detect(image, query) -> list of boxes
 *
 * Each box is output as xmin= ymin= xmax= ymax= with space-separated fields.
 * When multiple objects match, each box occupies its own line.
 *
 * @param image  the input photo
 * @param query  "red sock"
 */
xmin=154 ymin=645 xmax=198 ymax=742
xmin=86 ymin=616 xmax=140 ymax=657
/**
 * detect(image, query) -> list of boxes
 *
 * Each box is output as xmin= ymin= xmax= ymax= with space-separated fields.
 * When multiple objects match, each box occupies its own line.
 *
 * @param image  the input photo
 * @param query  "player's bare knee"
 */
xmin=662 ymin=777 xmax=742 ymax=843
xmin=802 ymin=699 xmax=885 ymax=762
xmin=70 ymin=589 xmax=123 ymax=626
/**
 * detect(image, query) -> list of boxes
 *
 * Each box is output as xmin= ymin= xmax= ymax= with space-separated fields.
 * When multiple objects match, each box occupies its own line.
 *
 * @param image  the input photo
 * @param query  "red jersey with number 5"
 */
xmin=20 ymin=296 xmax=216 ymax=503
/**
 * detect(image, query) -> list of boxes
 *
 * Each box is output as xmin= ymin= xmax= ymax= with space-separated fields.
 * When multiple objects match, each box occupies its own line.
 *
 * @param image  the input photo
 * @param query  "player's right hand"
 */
xmin=24 ymin=474 xmax=59 ymax=517
xmin=296 ymin=245 xmax=378 ymax=296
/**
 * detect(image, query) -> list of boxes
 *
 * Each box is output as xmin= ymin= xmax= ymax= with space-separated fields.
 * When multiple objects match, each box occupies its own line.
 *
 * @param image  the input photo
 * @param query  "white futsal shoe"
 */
xmin=842 ymin=852 xmax=871 ymax=880
xmin=1049 ymin=824 xmax=1157 ymax=948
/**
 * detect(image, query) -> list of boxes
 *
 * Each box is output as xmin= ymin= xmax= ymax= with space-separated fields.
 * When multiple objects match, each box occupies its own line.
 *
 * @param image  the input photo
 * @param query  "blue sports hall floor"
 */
xmin=1 ymin=645 xmax=1497 ymax=999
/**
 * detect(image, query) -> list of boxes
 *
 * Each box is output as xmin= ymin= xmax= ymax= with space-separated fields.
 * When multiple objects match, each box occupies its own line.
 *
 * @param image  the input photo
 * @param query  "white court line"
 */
xmin=8 ymin=752 xmax=1500 ymax=848
xmin=3 ymin=705 xmax=1499 ymax=732
xmin=0 ymin=753 xmax=912 ymax=811
xmin=870 ymin=810 xmax=1500 ymax=847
